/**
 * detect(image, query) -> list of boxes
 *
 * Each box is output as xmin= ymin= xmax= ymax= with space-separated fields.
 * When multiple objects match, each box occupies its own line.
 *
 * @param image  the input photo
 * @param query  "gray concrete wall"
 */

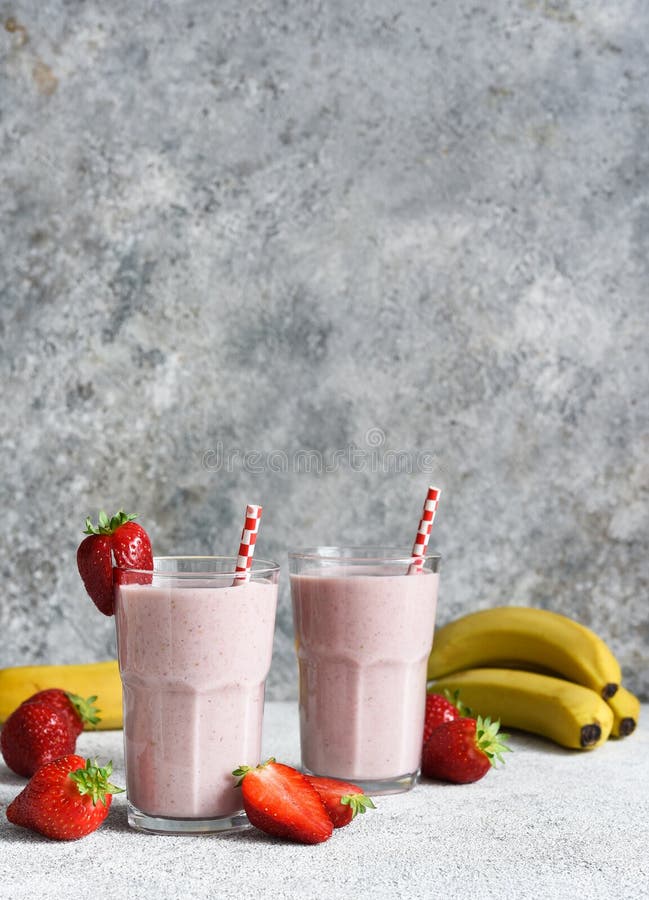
xmin=1 ymin=0 xmax=647 ymax=699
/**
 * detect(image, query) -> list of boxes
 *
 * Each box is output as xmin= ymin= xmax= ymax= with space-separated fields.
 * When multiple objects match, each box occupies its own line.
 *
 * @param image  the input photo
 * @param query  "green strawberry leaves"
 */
xmin=65 ymin=692 xmax=102 ymax=728
xmin=68 ymin=759 xmax=124 ymax=806
xmin=443 ymin=688 xmax=474 ymax=718
xmin=232 ymin=757 xmax=276 ymax=787
xmin=340 ymin=793 xmax=376 ymax=819
xmin=475 ymin=715 xmax=511 ymax=766
xmin=83 ymin=510 xmax=138 ymax=536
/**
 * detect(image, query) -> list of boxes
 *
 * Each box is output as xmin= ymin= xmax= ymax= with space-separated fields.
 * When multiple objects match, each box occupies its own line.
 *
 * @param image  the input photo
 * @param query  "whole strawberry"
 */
xmin=305 ymin=775 xmax=375 ymax=828
xmin=22 ymin=689 xmax=101 ymax=739
xmin=77 ymin=510 xmax=153 ymax=616
xmin=422 ymin=715 xmax=511 ymax=784
xmin=6 ymin=755 xmax=123 ymax=840
xmin=233 ymin=759 xmax=334 ymax=844
xmin=423 ymin=692 xmax=461 ymax=746
xmin=1 ymin=703 xmax=76 ymax=777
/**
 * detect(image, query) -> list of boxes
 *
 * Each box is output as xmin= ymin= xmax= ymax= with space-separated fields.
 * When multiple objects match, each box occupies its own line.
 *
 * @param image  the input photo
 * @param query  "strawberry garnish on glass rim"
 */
xmin=76 ymin=510 xmax=153 ymax=617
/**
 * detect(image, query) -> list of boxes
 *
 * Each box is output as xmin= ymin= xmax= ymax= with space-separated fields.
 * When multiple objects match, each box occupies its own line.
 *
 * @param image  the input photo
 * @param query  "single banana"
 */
xmin=430 ymin=667 xmax=614 ymax=750
xmin=0 ymin=660 xmax=122 ymax=729
xmin=428 ymin=606 xmax=621 ymax=699
xmin=606 ymin=685 xmax=641 ymax=738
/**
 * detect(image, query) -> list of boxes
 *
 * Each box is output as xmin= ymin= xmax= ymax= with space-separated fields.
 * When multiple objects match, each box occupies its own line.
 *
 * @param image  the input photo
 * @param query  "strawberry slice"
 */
xmin=7 ymin=755 xmax=124 ymax=840
xmin=305 ymin=774 xmax=376 ymax=828
xmin=76 ymin=510 xmax=153 ymax=616
xmin=422 ymin=715 xmax=511 ymax=784
xmin=233 ymin=759 xmax=334 ymax=844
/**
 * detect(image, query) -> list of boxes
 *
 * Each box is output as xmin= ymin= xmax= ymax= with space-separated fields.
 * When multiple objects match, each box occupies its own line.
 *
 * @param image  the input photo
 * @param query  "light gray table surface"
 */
xmin=1 ymin=702 xmax=648 ymax=900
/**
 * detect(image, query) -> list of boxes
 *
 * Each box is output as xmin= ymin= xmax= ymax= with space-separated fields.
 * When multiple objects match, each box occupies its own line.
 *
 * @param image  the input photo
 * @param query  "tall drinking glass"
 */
xmin=114 ymin=556 xmax=279 ymax=834
xmin=289 ymin=547 xmax=440 ymax=795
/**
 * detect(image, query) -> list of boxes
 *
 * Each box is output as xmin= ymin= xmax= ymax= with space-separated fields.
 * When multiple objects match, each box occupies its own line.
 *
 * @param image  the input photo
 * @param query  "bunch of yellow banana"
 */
xmin=0 ymin=660 xmax=122 ymax=729
xmin=427 ymin=606 xmax=641 ymax=750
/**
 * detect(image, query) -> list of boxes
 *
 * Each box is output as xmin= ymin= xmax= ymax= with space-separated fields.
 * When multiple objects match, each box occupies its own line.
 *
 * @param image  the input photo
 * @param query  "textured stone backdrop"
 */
xmin=1 ymin=1 xmax=648 ymax=699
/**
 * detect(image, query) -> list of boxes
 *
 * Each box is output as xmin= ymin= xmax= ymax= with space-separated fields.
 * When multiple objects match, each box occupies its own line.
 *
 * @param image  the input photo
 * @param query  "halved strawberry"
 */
xmin=76 ymin=510 xmax=153 ymax=616
xmin=233 ymin=759 xmax=334 ymax=844
xmin=305 ymin=774 xmax=375 ymax=828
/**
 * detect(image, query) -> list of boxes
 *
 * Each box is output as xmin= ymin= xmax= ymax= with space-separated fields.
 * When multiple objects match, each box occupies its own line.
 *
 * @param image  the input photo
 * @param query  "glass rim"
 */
xmin=288 ymin=546 xmax=441 ymax=563
xmin=115 ymin=555 xmax=280 ymax=578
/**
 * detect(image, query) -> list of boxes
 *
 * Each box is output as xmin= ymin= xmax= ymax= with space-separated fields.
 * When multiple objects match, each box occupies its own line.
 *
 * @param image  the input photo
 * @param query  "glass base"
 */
xmin=127 ymin=802 xmax=250 ymax=835
xmin=304 ymin=768 xmax=419 ymax=796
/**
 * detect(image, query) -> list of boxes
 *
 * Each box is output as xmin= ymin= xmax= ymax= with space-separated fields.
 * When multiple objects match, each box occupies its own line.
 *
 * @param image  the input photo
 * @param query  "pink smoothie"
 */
xmin=115 ymin=580 xmax=277 ymax=819
xmin=291 ymin=566 xmax=438 ymax=782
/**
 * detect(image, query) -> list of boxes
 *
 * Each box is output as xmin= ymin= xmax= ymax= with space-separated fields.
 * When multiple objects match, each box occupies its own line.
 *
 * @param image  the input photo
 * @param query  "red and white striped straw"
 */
xmin=408 ymin=486 xmax=441 ymax=574
xmin=233 ymin=504 xmax=263 ymax=585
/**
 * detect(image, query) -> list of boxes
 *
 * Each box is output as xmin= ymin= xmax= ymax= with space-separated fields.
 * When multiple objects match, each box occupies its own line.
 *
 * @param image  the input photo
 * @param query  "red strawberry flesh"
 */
xmin=234 ymin=760 xmax=333 ymax=844
xmin=305 ymin=774 xmax=376 ymax=828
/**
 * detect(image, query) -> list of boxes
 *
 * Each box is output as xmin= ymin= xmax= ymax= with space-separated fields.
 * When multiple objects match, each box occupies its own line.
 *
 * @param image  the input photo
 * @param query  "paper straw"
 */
xmin=233 ymin=504 xmax=263 ymax=585
xmin=408 ymin=486 xmax=441 ymax=574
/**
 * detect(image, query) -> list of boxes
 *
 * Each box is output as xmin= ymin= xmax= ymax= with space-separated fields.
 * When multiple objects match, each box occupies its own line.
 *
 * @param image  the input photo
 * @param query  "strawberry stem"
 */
xmin=232 ymin=757 xmax=276 ymax=786
xmin=474 ymin=716 xmax=512 ymax=766
xmin=68 ymin=759 xmax=125 ymax=806
xmin=442 ymin=688 xmax=474 ymax=718
xmin=83 ymin=510 xmax=138 ymax=536
xmin=340 ymin=793 xmax=376 ymax=818
xmin=65 ymin=692 xmax=102 ymax=728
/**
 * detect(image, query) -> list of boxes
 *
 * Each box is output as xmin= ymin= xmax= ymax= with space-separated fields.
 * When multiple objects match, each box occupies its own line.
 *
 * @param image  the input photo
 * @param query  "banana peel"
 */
xmin=606 ymin=685 xmax=641 ymax=738
xmin=428 ymin=606 xmax=621 ymax=699
xmin=431 ymin=667 xmax=614 ymax=750
xmin=0 ymin=660 xmax=122 ymax=729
